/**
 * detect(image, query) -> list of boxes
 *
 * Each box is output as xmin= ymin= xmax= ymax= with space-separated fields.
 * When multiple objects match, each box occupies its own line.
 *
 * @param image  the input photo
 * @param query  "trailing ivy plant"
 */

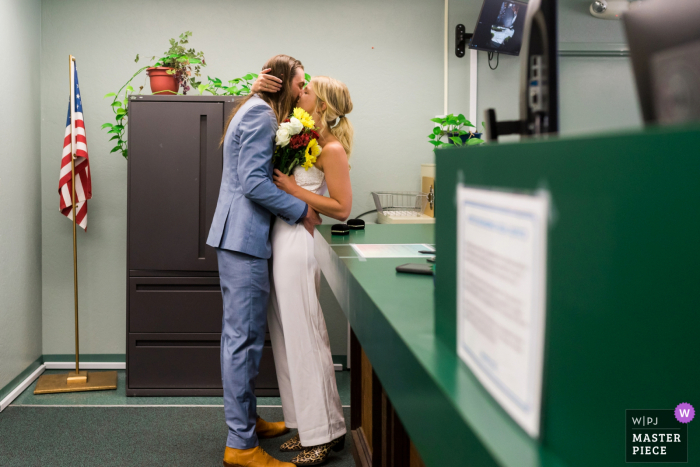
xmin=101 ymin=68 xmax=146 ymax=160
xmin=428 ymin=113 xmax=485 ymax=148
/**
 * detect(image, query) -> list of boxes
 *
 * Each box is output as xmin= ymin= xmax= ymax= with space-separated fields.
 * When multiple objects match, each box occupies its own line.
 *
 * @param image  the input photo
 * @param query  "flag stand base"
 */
xmin=34 ymin=371 xmax=118 ymax=394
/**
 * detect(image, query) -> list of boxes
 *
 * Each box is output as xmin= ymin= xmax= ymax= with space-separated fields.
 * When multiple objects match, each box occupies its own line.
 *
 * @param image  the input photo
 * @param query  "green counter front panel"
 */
xmin=316 ymin=224 xmax=565 ymax=467
xmin=435 ymin=125 xmax=700 ymax=467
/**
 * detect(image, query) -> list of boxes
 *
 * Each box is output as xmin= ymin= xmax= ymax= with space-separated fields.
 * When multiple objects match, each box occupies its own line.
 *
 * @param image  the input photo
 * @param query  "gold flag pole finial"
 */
xmin=33 ymin=55 xmax=118 ymax=395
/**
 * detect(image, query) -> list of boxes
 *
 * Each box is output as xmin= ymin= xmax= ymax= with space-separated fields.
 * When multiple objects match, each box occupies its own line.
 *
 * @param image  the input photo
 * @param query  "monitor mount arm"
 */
xmin=484 ymin=0 xmax=559 ymax=142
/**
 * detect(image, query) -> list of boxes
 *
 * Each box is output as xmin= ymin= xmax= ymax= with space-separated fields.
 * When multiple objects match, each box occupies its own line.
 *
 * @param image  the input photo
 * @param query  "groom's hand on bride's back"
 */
xmin=251 ymin=68 xmax=283 ymax=94
xmin=302 ymin=207 xmax=322 ymax=236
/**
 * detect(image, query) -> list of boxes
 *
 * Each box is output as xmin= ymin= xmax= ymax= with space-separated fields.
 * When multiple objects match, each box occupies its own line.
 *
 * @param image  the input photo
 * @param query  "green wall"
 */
xmin=0 ymin=0 xmax=43 ymax=392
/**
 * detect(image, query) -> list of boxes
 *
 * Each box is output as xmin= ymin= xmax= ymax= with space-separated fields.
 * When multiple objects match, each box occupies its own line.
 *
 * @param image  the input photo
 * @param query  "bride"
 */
xmin=252 ymin=75 xmax=353 ymax=466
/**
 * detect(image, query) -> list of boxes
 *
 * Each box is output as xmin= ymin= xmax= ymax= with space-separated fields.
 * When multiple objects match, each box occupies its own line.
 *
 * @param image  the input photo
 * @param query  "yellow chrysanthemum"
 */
xmin=303 ymin=139 xmax=322 ymax=170
xmin=293 ymin=107 xmax=315 ymax=129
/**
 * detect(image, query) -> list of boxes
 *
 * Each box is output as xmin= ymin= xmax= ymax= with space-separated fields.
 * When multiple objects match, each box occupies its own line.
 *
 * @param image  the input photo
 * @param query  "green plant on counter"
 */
xmin=428 ymin=114 xmax=484 ymax=148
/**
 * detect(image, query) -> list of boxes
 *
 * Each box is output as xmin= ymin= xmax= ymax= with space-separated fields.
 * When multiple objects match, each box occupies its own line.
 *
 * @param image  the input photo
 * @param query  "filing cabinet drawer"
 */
xmin=129 ymin=277 xmax=222 ymax=333
xmin=127 ymin=334 xmax=278 ymax=390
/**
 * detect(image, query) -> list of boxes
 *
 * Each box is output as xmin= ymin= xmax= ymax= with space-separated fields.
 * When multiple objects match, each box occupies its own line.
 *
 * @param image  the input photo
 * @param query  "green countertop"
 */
xmin=315 ymin=224 xmax=563 ymax=467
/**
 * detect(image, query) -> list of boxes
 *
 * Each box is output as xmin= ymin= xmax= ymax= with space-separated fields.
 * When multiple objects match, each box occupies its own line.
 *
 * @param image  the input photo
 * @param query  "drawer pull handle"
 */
xmin=135 ymin=284 xmax=220 ymax=292
xmin=135 ymin=340 xmax=220 ymax=347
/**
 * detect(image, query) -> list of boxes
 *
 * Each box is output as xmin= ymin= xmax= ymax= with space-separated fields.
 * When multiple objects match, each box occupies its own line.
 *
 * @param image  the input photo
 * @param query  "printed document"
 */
xmin=350 ymin=244 xmax=433 ymax=259
xmin=457 ymin=186 xmax=549 ymax=438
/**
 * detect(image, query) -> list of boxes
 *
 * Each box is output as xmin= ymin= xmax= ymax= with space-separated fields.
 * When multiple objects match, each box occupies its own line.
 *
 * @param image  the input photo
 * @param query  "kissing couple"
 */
xmin=206 ymin=54 xmax=354 ymax=467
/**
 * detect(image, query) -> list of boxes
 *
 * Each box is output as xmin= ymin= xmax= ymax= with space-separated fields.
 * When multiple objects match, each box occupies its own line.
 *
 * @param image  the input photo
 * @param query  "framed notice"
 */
xmin=456 ymin=186 xmax=549 ymax=438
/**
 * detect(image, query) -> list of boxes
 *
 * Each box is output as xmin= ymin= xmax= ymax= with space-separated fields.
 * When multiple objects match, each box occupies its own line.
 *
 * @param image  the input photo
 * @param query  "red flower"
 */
xmin=310 ymin=130 xmax=320 ymax=140
xmin=290 ymin=133 xmax=311 ymax=149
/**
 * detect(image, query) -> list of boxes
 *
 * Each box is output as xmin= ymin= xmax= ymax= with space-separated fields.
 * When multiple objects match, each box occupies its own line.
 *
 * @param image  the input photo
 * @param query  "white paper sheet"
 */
xmin=456 ymin=186 xmax=549 ymax=439
xmin=350 ymin=244 xmax=433 ymax=259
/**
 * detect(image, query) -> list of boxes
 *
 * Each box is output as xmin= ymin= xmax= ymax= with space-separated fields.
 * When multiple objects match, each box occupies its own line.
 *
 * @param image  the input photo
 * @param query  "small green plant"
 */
xmin=428 ymin=114 xmax=484 ymax=148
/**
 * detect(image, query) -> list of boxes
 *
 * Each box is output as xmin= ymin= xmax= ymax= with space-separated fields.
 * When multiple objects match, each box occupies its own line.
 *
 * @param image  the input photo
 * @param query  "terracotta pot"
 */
xmin=146 ymin=67 xmax=179 ymax=94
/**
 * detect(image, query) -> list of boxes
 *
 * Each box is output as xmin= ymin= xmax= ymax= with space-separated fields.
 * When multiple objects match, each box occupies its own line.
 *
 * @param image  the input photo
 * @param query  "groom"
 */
xmin=207 ymin=55 xmax=319 ymax=467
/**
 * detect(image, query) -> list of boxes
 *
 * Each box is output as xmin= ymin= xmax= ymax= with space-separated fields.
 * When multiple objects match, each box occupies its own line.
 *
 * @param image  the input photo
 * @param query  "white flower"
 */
xmin=276 ymin=125 xmax=291 ymax=147
xmin=287 ymin=117 xmax=303 ymax=135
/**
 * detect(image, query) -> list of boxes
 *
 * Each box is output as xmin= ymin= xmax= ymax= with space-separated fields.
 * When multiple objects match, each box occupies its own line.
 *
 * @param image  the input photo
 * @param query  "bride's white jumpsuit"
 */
xmin=267 ymin=165 xmax=347 ymax=446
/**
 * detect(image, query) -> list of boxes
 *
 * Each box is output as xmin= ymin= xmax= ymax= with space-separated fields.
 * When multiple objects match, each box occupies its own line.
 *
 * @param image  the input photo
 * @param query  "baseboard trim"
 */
xmin=0 ymin=364 xmax=45 ymax=412
xmin=332 ymin=355 xmax=347 ymax=370
xmin=44 ymin=362 xmax=126 ymax=370
xmin=43 ymin=354 xmax=126 ymax=363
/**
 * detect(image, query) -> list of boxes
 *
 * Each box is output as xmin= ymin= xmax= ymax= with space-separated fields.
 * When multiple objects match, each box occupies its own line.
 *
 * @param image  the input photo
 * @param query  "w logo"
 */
xmin=675 ymin=403 xmax=695 ymax=424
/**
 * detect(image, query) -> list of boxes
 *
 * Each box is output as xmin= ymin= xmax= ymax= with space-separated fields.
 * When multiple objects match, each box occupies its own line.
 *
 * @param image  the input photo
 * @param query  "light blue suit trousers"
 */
xmin=217 ymin=247 xmax=269 ymax=449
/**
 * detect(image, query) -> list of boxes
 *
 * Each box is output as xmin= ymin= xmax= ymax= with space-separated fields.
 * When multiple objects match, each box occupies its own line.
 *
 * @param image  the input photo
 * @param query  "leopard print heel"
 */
xmin=291 ymin=435 xmax=345 ymax=466
xmin=280 ymin=433 xmax=303 ymax=452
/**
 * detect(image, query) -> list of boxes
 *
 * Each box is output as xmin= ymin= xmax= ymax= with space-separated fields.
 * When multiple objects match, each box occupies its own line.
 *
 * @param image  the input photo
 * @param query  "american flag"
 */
xmin=59 ymin=62 xmax=92 ymax=230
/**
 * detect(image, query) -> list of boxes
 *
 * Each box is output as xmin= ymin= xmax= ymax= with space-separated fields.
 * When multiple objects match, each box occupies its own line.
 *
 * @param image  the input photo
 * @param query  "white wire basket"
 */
xmin=371 ymin=191 xmax=429 ymax=217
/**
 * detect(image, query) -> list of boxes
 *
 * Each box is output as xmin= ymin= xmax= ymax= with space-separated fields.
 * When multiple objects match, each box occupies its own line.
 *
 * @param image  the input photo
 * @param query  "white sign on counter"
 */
xmin=456 ymin=186 xmax=549 ymax=439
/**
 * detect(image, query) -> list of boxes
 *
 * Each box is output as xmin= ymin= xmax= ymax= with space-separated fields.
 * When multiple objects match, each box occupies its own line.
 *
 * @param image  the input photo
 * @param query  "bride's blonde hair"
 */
xmin=310 ymin=76 xmax=354 ymax=158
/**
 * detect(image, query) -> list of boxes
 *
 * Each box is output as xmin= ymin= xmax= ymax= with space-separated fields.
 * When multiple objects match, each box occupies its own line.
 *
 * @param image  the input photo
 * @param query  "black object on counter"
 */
xmin=347 ymin=219 xmax=365 ymax=230
xmin=331 ymin=223 xmax=350 ymax=235
xmin=396 ymin=263 xmax=434 ymax=275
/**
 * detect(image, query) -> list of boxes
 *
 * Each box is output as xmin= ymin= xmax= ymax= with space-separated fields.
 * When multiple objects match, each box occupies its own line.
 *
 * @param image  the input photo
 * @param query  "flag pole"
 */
xmin=68 ymin=55 xmax=84 ymax=383
xmin=33 ymin=55 xmax=117 ymax=394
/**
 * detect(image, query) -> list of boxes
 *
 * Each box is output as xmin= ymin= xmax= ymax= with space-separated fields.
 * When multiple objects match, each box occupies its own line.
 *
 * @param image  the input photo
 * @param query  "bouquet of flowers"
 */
xmin=272 ymin=108 xmax=322 ymax=175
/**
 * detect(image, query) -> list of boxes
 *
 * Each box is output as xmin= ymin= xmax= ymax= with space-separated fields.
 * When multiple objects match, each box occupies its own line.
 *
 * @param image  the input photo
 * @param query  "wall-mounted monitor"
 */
xmin=469 ymin=0 xmax=529 ymax=56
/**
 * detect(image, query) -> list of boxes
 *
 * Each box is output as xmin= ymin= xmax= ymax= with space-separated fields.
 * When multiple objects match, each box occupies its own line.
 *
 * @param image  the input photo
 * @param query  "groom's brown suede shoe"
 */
xmin=223 ymin=446 xmax=295 ymax=467
xmin=256 ymin=416 xmax=290 ymax=439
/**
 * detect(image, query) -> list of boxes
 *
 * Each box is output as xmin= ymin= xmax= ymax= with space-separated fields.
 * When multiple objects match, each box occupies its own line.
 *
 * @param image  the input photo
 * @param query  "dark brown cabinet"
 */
xmin=126 ymin=96 xmax=279 ymax=396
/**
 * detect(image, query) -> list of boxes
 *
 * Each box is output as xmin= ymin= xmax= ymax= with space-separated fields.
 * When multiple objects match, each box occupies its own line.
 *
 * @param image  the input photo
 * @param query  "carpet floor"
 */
xmin=0 ymin=406 xmax=354 ymax=466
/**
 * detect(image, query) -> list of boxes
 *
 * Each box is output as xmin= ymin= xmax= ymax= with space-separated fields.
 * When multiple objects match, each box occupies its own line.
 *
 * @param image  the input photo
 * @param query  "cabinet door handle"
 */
xmin=199 ymin=114 xmax=208 ymax=259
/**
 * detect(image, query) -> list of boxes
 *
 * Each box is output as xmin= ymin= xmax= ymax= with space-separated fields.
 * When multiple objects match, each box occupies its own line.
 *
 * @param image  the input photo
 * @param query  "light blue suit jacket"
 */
xmin=207 ymin=96 xmax=306 ymax=259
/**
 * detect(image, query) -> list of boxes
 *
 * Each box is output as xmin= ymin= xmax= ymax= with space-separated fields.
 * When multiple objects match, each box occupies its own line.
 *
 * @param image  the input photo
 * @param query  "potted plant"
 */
xmin=427 ymin=113 xmax=484 ymax=148
xmin=102 ymin=32 xmax=311 ymax=159
xmin=102 ymin=32 xmax=207 ymax=159
xmin=138 ymin=31 xmax=206 ymax=95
